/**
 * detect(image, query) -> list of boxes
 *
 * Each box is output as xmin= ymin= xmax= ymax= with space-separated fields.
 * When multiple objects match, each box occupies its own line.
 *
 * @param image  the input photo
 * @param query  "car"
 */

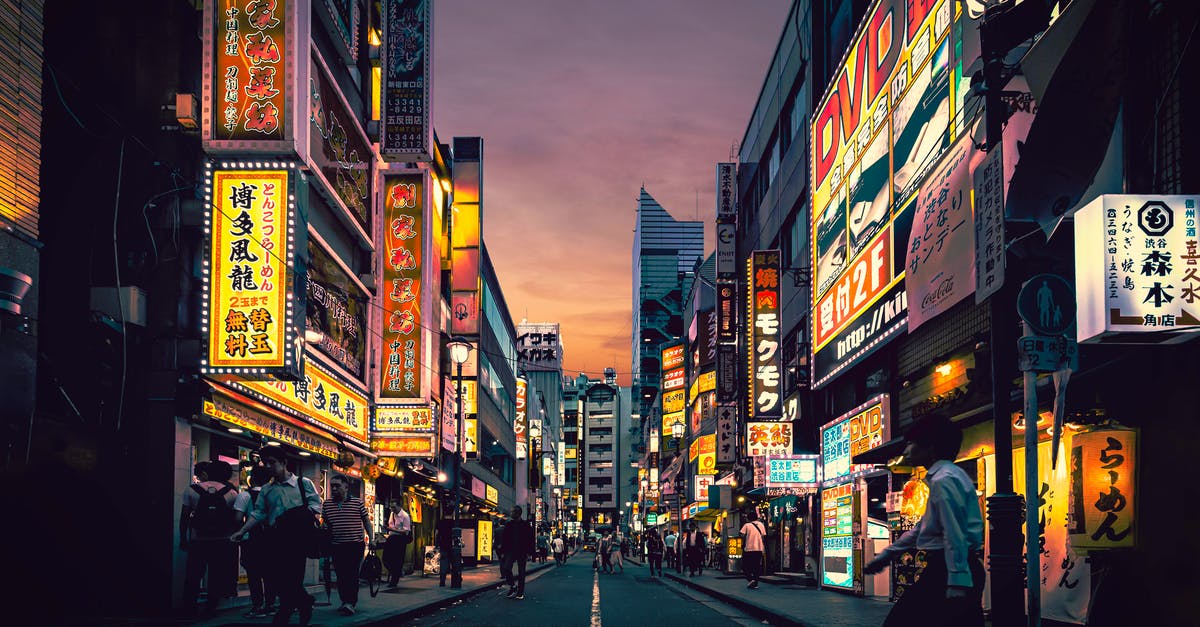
xmin=582 ymin=538 xmax=597 ymax=552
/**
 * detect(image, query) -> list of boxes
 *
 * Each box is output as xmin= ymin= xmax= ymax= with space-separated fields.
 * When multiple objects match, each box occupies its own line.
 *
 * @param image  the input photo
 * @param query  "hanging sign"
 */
xmin=767 ymin=455 xmax=821 ymax=488
xmin=716 ymin=403 xmax=737 ymax=463
xmin=379 ymin=173 xmax=427 ymax=399
xmin=1069 ymin=428 xmax=1137 ymax=551
xmin=746 ymin=421 xmax=793 ymax=457
xmin=749 ymin=250 xmax=782 ymax=419
xmin=381 ymin=0 xmax=433 ymax=162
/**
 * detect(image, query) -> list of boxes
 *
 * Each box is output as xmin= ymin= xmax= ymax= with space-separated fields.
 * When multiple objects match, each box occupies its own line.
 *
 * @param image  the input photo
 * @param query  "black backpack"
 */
xmin=191 ymin=483 xmax=236 ymax=535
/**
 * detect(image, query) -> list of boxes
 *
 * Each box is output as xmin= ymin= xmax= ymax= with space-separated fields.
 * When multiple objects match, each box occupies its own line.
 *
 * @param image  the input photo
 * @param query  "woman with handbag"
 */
xmin=231 ymin=447 xmax=323 ymax=626
xmin=384 ymin=497 xmax=412 ymax=586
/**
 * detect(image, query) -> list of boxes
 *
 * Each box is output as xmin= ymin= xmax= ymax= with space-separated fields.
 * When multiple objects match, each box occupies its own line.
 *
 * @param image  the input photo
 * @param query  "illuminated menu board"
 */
xmin=821 ymin=482 xmax=855 ymax=589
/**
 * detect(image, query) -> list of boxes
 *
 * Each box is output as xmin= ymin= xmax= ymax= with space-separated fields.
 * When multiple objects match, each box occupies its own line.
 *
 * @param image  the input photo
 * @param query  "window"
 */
xmin=590 ymin=444 xmax=612 ymax=454
xmin=589 ymin=427 xmax=612 ymax=437
xmin=566 ymin=468 xmax=577 ymax=483
xmin=768 ymin=137 xmax=781 ymax=184
xmin=591 ymin=461 xmax=613 ymax=469
xmin=588 ymin=477 xmax=613 ymax=486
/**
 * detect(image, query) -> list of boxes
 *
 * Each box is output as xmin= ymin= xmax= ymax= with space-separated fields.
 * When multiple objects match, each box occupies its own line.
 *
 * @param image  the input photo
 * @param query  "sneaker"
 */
xmin=243 ymin=608 xmax=266 ymax=618
xmin=749 ymin=582 xmax=759 ymax=589
xmin=516 ymin=594 xmax=525 ymax=600
xmin=505 ymin=588 xmax=517 ymax=598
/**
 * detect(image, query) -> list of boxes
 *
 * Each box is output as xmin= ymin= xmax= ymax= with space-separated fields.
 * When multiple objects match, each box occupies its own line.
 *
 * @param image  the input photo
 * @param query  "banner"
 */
xmin=906 ymin=134 xmax=980 ymax=331
xmin=748 ymin=250 xmax=782 ymax=419
xmin=381 ymin=0 xmax=432 ymax=162
xmin=204 ymin=167 xmax=298 ymax=377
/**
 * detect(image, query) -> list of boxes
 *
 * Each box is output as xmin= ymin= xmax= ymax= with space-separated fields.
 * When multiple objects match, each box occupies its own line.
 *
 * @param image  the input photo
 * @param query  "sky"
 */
xmin=433 ymin=0 xmax=793 ymax=386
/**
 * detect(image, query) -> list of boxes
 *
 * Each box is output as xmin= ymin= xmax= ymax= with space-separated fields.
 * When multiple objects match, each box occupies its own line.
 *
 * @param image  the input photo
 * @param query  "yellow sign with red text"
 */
xmin=236 ymin=361 xmax=369 ymax=442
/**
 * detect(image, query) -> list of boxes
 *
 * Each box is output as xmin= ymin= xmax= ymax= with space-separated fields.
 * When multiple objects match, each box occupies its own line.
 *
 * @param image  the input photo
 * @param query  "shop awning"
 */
xmin=202 ymin=386 xmax=340 ymax=460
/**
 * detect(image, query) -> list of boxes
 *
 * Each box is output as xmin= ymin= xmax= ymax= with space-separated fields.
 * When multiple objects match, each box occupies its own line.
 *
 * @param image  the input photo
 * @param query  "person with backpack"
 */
xmin=180 ymin=460 xmax=240 ymax=615
xmin=230 ymin=447 xmax=322 ymax=626
xmin=233 ymin=466 xmax=277 ymax=618
xmin=645 ymin=528 xmax=665 ymax=577
xmin=740 ymin=508 xmax=767 ymax=589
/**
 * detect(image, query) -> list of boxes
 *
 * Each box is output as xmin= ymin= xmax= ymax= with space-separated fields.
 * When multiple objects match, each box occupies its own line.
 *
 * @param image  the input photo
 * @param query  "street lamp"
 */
xmin=447 ymin=335 xmax=473 ymax=588
xmin=671 ymin=420 xmax=684 ymax=439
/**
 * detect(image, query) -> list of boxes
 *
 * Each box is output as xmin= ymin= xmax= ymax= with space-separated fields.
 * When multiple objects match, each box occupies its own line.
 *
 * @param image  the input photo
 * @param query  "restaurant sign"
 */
xmin=233 ymin=360 xmax=369 ymax=443
xmin=203 ymin=397 xmax=338 ymax=459
xmin=379 ymin=173 xmax=429 ymax=399
xmin=746 ymin=421 xmax=792 ymax=457
xmin=381 ymin=0 xmax=433 ymax=162
xmin=373 ymin=405 xmax=434 ymax=432
xmin=748 ymin=250 xmax=782 ymax=418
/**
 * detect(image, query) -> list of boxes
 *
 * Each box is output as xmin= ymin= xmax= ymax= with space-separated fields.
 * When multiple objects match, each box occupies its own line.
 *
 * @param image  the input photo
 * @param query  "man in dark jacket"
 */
xmin=500 ymin=507 xmax=534 ymax=599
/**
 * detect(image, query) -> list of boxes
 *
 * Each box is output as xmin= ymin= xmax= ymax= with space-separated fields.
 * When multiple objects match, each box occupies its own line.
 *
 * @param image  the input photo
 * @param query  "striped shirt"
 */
xmin=322 ymin=496 xmax=369 ymax=544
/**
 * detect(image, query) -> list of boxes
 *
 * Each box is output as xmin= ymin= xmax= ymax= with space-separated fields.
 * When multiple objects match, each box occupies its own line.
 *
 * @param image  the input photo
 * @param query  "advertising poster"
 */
xmin=821 ymin=481 xmax=856 ymax=589
xmin=821 ymin=395 xmax=890 ymax=485
xmin=204 ymin=168 xmax=296 ymax=376
xmin=381 ymin=0 xmax=432 ymax=161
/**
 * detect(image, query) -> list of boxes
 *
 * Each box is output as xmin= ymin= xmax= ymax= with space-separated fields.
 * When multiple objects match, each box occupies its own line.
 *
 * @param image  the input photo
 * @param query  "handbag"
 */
xmin=274 ymin=473 xmax=329 ymax=559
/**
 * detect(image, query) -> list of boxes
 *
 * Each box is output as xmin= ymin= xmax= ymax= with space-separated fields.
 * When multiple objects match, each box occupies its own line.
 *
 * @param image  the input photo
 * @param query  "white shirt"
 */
xmin=881 ymin=459 xmax=985 ymax=588
xmin=388 ymin=508 xmax=412 ymax=534
xmin=664 ymin=533 xmax=678 ymax=548
xmin=741 ymin=520 xmax=766 ymax=553
xmin=551 ymin=537 xmax=564 ymax=552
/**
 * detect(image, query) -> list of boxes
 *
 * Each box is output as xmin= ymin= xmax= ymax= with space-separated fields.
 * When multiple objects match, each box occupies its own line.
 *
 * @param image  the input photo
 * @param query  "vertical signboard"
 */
xmin=717 ymin=283 xmax=738 ymax=342
xmin=451 ymin=137 xmax=483 ymax=334
xmin=203 ymin=166 xmax=299 ymax=377
xmin=307 ymin=239 xmax=367 ymax=379
xmin=821 ymin=482 xmax=856 ymax=588
xmin=381 ymin=0 xmax=432 ymax=162
xmin=717 ymin=223 xmax=737 ymax=282
xmin=515 ymin=377 xmax=528 ymax=460
xmin=203 ymin=0 xmax=299 ymax=150
xmin=811 ymin=0 xmax=967 ymax=388
xmin=441 ymin=377 xmax=457 ymax=452
xmin=380 ymin=173 xmax=426 ymax=399
xmin=716 ymin=163 xmax=737 ymax=221
xmin=973 ymin=144 xmax=1006 ymax=303
xmin=308 ymin=51 xmax=372 ymax=235
xmin=821 ymin=395 xmax=890 ymax=484
xmin=748 ymin=250 xmax=782 ymax=419
xmin=716 ymin=403 xmax=737 ymax=463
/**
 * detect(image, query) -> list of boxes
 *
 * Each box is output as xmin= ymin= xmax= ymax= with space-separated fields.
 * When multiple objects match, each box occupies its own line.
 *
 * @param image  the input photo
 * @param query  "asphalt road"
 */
xmin=401 ymin=554 xmax=763 ymax=627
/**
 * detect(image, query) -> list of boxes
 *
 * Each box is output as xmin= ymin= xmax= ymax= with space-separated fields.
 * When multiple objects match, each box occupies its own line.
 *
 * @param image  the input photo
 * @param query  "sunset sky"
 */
xmin=433 ymin=0 xmax=793 ymax=385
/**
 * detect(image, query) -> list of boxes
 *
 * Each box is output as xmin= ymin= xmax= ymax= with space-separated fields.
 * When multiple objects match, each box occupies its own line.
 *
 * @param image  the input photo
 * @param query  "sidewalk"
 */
xmin=184 ymin=560 xmax=553 ymax=627
xmin=663 ymin=570 xmax=893 ymax=627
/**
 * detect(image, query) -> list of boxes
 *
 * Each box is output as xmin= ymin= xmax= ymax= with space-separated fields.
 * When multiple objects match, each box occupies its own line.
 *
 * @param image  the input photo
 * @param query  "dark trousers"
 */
xmin=685 ymin=545 xmax=702 ymax=574
xmin=183 ymin=538 xmax=238 ymax=608
xmin=666 ymin=547 xmax=679 ymax=572
xmin=384 ymin=534 xmax=410 ymax=584
xmin=329 ymin=542 xmax=364 ymax=607
xmin=600 ymin=549 xmax=612 ymax=572
xmin=241 ymin=539 xmax=275 ymax=609
xmin=883 ymin=550 xmax=985 ymax=627
xmin=266 ymin=539 xmax=312 ymax=623
xmin=502 ymin=554 xmax=528 ymax=594
xmin=648 ymin=552 xmax=663 ymax=576
xmin=743 ymin=551 xmax=764 ymax=584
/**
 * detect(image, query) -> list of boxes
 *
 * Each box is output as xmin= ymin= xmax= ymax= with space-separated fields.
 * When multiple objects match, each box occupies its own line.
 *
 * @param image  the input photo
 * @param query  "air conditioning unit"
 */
xmin=90 ymin=286 xmax=148 ymax=327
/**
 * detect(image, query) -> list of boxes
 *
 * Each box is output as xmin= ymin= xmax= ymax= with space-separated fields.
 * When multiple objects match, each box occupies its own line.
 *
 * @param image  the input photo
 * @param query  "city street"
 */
xmin=406 ymin=557 xmax=760 ymax=627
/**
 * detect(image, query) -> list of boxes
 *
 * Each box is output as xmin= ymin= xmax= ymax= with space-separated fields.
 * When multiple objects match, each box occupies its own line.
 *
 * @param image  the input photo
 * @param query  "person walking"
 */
xmin=435 ymin=506 xmax=456 ymax=587
xmin=536 ymin=531 xmax=550 ymax=564
xmin=233 ymin=466 xmax=276 ymax=618
xmin=181 ymin=460 xmax=240 ymax=616
xmin=598 ymin=533 xmax=613 ymax=573
xmin=740 ymin=508 xmax=767 ymax=589
xmin=501 ymin=506 xmax=534 ymax=599
xmin=611 ymin=531 xmax=625 ymax=573
xmin=322 ymin=474 xmax=373 ymax=616
xmin=645 ymin=529 xmax=665 ymax=577
xmin=864 ymin=414 xmax=985 ymax=627
xmin=384 ymin=498 xmax=412 ymax=586
xmin=551 ymin=535 xmax=565 ymax=566
xmin=230 ymin=447 xmax=322 ymax=626
xmin=664 ymin=528 xmax=679 ymax=573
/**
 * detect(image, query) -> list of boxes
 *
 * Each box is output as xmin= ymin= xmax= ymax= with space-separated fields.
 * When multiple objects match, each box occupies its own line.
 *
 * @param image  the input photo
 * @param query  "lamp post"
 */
xmin=447 ymin=336 xmax=473 ymax=589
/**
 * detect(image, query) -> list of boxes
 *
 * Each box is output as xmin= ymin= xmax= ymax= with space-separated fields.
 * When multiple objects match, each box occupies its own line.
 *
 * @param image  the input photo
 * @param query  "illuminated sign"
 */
xmin=565 ymin=446 xmax=577 ymax=460
xmin=485 ymin=484 xmax=498 ymax=504
xmin=204 ymin=0 xmax=297 ymax=148
xmin=748 ymin=250 xmax=782 ymax=418
xmin=379 ymin=174 xmax=426 ymax=399
xmin=441 ymin=376 xmax=457 ymax=452
xmin=373 ymin=406 xmax=434 ymax=432
xmin=515 ymin=377 xmax=528 ymax=460
xmin=767 ymin=455 xmax=821 ymax=488
xmin=717 ymin=283 xmax=738 ymax=342
xmin=464 ymin=417 xmax=478 ymax=455
xmin=663 ymin=367 xmax=685 ymax=391
xmin=1075 ymin=195 xmax=1200 ymax=342
xmin=696 ymin=434 xmax=716 ymax=475
xmin=662 ymin=388 xmax=686 ymax=414
xmin=477 ymin=519 xmax=493 ymax=561
xmin=694 ymin=474 xmax=715 ymax=502
xmin=235 ymin=360 xmax=370 ymax=443
xmin=821 ymin=395 xmax=890 ymax=484
xmin=203 ymin=167 xmax=297 ymax=377
xmin=309 ymin=50 xmax=372 ymax=232
xmin=1070 ymin=429 xmax=1137 ymax=551
xmin=821 ymin=482 xmax=855 ymax=589
xmin=746 ymin=421 xmax=792 ymax=457
xmin=661 ymin=343 xmax=686 ymax=371
xmin=811 ymin=0 xmax=969 ymax=387
xmin=203 ymin=397 xmax=337 ymax=459
xmin=696 ymin=370 xmax=716 ymax=395
xmin=381 ymin=0 xmax=432 ymax=162
xmin=663 ymin=410 xmax=685 ymax=439
xmin=371 ymin=434 xmax=436 ymax=456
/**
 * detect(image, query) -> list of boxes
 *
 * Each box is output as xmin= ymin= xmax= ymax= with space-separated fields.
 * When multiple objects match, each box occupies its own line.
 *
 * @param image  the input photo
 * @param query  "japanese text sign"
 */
xmin=663 ymin=366 xmax=686 ymax=391
xmin=821 ymin=395 xmax=890 ymax=484
xmin=204 ymin=0 xmax=295 ymax=147
xmin=717 ymin=283 xmax=738 ymax=342
xmin=661 ymin=343 xmax=686 ymax=371
xmin=716 ymin=403 xmax=737 ymax=463
xmin=515 ymin=377 xmax=528 ymax=460
xmin=1075 ymin=195 xmax=1200 ymax=342
xmin=748 ymin=250 xmax=782 ymax=418
xmin=236 ymin=360 xmax=369 ymax=443
xmin=380 ymin=174 xmax=426 ymax=399
xmin=1070 ymin=429 xmax=1137 ymax=551
xmin=381 ymin=0 xmax=432 ymax=162
xmin=767 ymin=455 xmax=821 ymax=488
xmin=204 ymin=397 xmax=338 ymax=459
xmin=441 ymin=377 xmax=456 ymax=452
xmin=694 ymin=474 xmax=715 ymax=503
xmin=309 ymin=51 xmax=372 ymax=233
xmin=204 ymin=168 xmax=295 ymax=376
xmin=373 ymin=405 xmax=434 ymax=432
xmin=973 ymin=144 xmax=1006 ymax=303
xmin=821 ymin=481 xmax=855 ymax=588
xmin=371 ymin=434 xmax=436 ymax=456
xmin=746 ymin=421 xmax=793 ymax=457
xmin=716 ymin=162 xmax=737 ymax=222
xmin=696 ymin=434 xmax=716 ymax=475
xmin=662 ymin=388 xmax=686 ymax=414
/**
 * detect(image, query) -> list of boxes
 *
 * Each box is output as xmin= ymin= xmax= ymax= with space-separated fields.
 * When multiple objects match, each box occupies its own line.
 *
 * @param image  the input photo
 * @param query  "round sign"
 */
xmin=1017 ymin=274 xmax=1076 ymax=336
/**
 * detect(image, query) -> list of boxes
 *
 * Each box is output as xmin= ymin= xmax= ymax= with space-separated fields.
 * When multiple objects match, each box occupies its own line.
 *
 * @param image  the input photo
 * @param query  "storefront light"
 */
xmin=227 ymin=427 xmax=244 ymax=434
xmin=298 ymin=451 xmax=311 ymax=457
xmin=266 ymin=440 xmax=281 ymax=446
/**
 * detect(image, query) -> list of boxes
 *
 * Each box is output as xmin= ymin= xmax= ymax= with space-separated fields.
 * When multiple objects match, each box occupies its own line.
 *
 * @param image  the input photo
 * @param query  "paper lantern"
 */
xmin=1069 ymin=428 xmax=1137 ymax=551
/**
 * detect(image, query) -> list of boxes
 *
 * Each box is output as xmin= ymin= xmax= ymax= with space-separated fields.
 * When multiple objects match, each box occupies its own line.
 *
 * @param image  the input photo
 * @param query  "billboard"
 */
xmin=821 ymin=481 xmax=856 ymax=589
xmin=811 ymin=0 xmax=968 ymax=388
xmin=381 ymin=0 xmax=433 ymax=162
xmin=515 ymin=377 xmax=528 ymax=460
xmin=746 ymin=421 xmax=793 ymax=458
xmin=203 ymin=0 xmax=301 ymax=151
xmin=379 ymin=173 xmax=429 ymax=399
xmin=308 ymin=50 xmax=372 ymax=234
xmin=661 ymin=343 xmax=686 ymax=371
xmin=234 ymin=359 xmax=369 ymax=443
xmin=517 ymin=324 xmax=562 ymax=370
xmin=1075 ymin=195 xmax=1200 ymax=342
xmin=748 ymin=250 xmax=782 ymax=419
xmin=821 ymin=395 xmax=890 ymax=485
xmin=306 ymin=238 xmax=367 ymax=379
xmin=203 ymin=167 xmax=299 ymax=377
xmin=767 ymin=455 xmax=821 ymax=488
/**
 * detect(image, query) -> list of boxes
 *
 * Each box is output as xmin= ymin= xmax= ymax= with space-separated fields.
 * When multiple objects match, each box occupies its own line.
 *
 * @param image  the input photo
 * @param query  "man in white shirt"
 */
xmin=385 ymin=498 xmax=413 ymax=586
xmin=740 ymin=508 xmax=767 ymax=589
xmin=865 ymin=414 xmax=985 ymax=627
xmin=664 ymin=529 xmax=679 ymax=572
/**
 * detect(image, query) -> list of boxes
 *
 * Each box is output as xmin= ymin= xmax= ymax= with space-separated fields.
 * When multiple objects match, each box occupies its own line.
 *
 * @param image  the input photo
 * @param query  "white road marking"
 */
xmin=590 ymin=569 xmax=602 ymax=627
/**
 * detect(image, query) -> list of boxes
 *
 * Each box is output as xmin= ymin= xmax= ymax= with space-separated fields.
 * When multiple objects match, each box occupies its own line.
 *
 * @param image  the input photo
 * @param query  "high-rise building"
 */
xmin=630 ymin=188 xmax=704 ymax=433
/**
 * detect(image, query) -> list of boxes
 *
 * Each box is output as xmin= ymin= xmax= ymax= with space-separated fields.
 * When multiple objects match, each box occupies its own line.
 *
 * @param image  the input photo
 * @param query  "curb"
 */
xmin=355 ymin=561 xmax=554 ymax=626
xmin=663 ymin=572 xmax=811 ymax=627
